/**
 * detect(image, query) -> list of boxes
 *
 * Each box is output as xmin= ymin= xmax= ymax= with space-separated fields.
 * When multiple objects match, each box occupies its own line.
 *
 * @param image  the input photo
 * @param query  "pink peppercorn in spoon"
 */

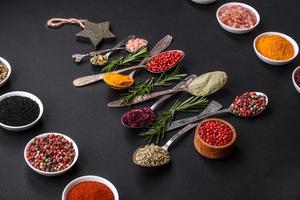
xmin=103 ymin=50 xmax=184 ymax=74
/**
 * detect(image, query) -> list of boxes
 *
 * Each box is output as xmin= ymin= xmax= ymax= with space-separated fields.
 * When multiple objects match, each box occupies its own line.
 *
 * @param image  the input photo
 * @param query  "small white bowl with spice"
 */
xmin=0 ymin=57 xmax=11 ymax=87
xmin=292 ymin=66 xmax=300 ymax=93
xmin=0 ymin=91 xmax=44 ymax=131
xmin=253 ymin=32 xmax=299 ymax=65
xmin=24 ymin=132 xmax=79 ymax=176
xmin=62 ymin=175 xmax=119 ymax=200
xmin=190 ymin=0 xmax=217 ymax=4
xmin=216 ymin=2 xmax=260 ymax=34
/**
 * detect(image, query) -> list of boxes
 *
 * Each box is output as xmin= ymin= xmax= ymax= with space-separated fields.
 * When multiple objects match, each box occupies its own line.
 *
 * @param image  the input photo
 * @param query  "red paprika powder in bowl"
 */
xmin=62 ymin=175 xmax=118 ymax=200
xmin=194 ymin=118 xmax=236 ymax=159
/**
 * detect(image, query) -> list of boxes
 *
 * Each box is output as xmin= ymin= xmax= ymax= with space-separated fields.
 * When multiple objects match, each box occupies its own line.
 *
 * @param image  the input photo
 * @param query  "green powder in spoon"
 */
xmin=187 ymin=71 xmax=227 ymax=96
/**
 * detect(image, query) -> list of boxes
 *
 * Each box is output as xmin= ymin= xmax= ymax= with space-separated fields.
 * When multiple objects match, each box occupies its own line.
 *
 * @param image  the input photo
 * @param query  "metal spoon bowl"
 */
xmin=103 ymin=50 xmax=185 ymax=75
xmin=145 ymin=50 xmax=185 ymax=73
xmin=132 ymin=144 xmax=171 ymax=167
xmin=133 ymin=123 xmax=199 ymax=167
xmin=104 ymin=77 xmax=135 ymax=90
xmin=121 ymin=107 xmax=156 ymax=129
xmin=229 ymin=91 xmax=268 ymax=118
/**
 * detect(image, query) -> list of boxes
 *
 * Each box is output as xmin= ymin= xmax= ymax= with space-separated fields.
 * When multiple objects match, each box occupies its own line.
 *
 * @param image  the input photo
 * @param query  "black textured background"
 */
xmin=0 ymin=0 xmax=300 ymax=199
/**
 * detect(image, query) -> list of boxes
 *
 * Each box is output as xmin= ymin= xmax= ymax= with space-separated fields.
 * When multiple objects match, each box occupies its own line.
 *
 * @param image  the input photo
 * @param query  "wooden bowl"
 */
xmin=194 ymin=118 xmax=236 ymax=159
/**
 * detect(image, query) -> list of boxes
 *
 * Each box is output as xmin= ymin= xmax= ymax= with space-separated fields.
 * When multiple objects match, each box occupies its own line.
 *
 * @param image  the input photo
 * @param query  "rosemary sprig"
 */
xmin=120 ymin=66 xmax=186 ymax=105
xmin=120 ymin=78 xmax=155 ymax=106
xmin=154 ymin=66 xmax=187 ymax=86
xmin=140 ymin=96 xmax=209 ymax=143
xmin=101 ymin=47 xmax=150 ymax=72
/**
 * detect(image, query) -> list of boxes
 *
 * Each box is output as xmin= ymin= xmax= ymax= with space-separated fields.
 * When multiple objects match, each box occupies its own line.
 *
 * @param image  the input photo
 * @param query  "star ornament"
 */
xmin=76 ymin=21 xmax=116 ymax=49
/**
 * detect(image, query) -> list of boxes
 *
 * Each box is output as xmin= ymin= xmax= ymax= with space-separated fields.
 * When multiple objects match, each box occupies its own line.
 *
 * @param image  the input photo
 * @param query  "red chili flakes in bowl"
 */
xmin=218 ymin=5 xmax=257 ymax=29
xmin=198 ymin=120 xmax=233 ymax=146
xmin=147 ymin=51 xmax=183 ymax=73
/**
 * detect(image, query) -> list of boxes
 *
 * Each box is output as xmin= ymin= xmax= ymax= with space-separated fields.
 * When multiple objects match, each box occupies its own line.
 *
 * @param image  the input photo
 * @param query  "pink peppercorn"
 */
xmin=147 ymin=50 xmax=183 ymax=73
xmin=198 ymin=120 xmax=233 ymax=146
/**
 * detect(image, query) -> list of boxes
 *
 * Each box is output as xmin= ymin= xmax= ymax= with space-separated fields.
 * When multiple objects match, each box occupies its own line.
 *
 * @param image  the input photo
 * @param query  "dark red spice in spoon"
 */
xmin=122 ymin=107 xmax=156 ymax=128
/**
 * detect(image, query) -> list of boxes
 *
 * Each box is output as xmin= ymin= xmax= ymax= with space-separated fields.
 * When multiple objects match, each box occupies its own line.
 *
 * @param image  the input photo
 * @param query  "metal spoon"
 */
xmin=107 ymin=71 xmax=227 ymax=107
xmin=100 ymin=50 xmax=184 ymax=73
xmin=132 ymin=124 xmax=203 ymax=167
xmin=74 ymin=49 xmax=184 ymax=87
xmin=72 ymin=34 xmax=135 ymax=63
xmin=167 ymin=92 xmax=269 ymax=132
xmin=132 ymin=100 xmax=223 ymax=167
xmin=121 ymin=75 xmax=195 ymax=128
xmin=73 ymin=35 xmax=173 ymax=87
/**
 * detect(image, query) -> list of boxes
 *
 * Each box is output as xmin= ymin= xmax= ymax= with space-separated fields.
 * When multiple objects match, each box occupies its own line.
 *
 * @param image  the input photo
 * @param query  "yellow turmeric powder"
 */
xmin=256 ymin=35 xmax=294 ymax=61
xmin=103 ymin=73 xmax=134 ymax=88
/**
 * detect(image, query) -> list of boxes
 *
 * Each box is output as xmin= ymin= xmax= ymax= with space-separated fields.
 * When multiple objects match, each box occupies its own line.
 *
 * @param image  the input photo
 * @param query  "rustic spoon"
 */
xmin=167 ymin=92 xmax=269 ymax=132
xmin=132 ymin=124 xmax=201 ymax=167
xmin=108 ymin=71 xmax=227 ymax=107
xmin=72 ymin=34 xmax=135 ymax=63
xmin=73 ymin=35 xmax=173 ymax=87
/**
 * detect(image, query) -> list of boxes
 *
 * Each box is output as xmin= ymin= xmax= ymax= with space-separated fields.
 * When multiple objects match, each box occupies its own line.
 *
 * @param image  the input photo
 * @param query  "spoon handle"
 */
xmin=108 ymin=88 xmax=182 ymax=107
xmin=102 ymin=34 xmax=135 ymax=58
xmin=72 ymin=35 xmax=135 ymax=63
xmin=73 ymin=65 xmax=144 ymax=87
xmin=130 ymin=35 xmax=173 ymax=78
xmin=166 ymin=100 xmax=223 ymax=132
xmin=162 ymin=123 xmax=196 ymax=151
xmin=150 ymin=74 xmax=194 ymax=111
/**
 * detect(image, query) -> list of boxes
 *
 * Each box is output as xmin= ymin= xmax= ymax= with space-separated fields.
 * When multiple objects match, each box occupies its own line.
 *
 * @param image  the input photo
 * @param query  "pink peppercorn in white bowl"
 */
xmin=216 ymin=2 xmax=260 ymax=34
xmin=24 ymin=132 xmax=79 ymax=176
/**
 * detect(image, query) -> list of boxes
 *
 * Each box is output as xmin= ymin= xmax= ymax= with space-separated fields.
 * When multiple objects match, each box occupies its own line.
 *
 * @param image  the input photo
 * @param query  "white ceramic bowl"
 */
xmin=253 ymin=32 xmax=299 ymax=66
xmin=62 ymin=175 xmax=119 ymax=200
xmin=292 ymin=66 xmax=300 ymax=93
xmin=0 ymin=57 xmax=11 ymax=87
xmin=216 ymin=2 xmax=260 ymax=34
xmin=24 ymin=132 xmax=79 ymax=176
xmin=0 ymin=91 xmax=44 ymax=131
xmin=190 ymin=0 xmax=217 ymax=4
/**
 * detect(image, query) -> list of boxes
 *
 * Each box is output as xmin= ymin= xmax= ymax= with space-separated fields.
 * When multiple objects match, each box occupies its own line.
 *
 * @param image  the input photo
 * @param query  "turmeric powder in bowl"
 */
xmin=103 ymin=73 xmax=134 ymax=89
xmin=256 ymin=35 xmax=294 ymax=61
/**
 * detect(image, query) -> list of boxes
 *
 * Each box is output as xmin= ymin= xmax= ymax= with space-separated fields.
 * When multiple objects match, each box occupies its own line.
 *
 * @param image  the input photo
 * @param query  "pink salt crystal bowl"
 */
xmin=216 ymin=2 xmax=260 ymax=34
